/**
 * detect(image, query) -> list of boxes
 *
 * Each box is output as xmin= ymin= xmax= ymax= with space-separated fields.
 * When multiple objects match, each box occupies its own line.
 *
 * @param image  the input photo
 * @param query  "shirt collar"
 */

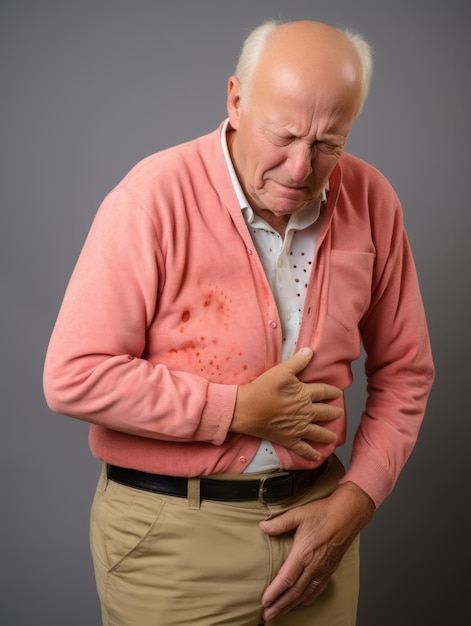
xmin=220 ymin=118 xmax=325 ymax=230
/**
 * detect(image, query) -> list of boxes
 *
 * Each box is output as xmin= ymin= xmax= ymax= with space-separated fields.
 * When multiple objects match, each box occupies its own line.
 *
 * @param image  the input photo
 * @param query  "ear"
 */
xmin=226 ymin=76 xmax=242 ymax=130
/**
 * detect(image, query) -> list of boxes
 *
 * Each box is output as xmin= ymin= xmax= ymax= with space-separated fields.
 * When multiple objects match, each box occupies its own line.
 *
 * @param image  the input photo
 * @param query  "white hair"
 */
xmin=234 ymin=20 xmax=374 ymax=114
xmin=337 ymin=26 xmax=374 ymax=113
xmin=234 ymin=21 xmax=280 ymax=108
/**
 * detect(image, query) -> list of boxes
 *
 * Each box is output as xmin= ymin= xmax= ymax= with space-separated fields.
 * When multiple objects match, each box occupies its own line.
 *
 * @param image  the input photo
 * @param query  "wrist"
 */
xmin=332 ymin=481 xmax=376 ymax=527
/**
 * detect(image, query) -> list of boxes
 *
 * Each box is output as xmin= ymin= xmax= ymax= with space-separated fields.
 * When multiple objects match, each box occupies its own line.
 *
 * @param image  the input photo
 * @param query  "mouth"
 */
xmin=271 ymin=181 xmax=309 ymax=197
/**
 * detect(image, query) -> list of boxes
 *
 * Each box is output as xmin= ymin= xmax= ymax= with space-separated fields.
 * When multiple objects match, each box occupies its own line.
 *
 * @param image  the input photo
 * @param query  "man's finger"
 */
xmin=282 ymin=347 xmax=314 ymax=375
xmin=290 ymin=440 xmax=323 ymax=461
xmin=305 ymin=402 xmax=343 ymax=423
xmin=308 ymin=382 xmax=343 ymax=402
xmin=304 ymin=424 xmax=337 ymax=444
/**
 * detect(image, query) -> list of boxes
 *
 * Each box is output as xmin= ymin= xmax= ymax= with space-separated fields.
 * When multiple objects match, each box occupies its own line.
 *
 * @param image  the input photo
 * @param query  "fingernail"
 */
xmin=298 ymin=347 xmax=313 ymax=356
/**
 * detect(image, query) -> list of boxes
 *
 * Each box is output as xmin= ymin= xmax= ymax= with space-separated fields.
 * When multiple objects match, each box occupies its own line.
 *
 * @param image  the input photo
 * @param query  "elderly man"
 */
xmin=44 ymin=19 xmax=434 ymax=626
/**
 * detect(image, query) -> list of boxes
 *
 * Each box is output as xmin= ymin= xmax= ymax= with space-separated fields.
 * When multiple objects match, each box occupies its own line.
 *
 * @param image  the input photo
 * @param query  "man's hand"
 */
xmin=260 ymin=481 xmax=376 ymax=620
xmin=230 ymin=347 xmax=343 ymax=460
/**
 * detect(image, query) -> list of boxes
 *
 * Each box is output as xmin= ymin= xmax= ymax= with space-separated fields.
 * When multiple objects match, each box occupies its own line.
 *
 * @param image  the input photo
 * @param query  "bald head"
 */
xmin=235 ymin=20 xmax=372 ymax=115
xmin=226 ymin=20 xmax=373 ymax=227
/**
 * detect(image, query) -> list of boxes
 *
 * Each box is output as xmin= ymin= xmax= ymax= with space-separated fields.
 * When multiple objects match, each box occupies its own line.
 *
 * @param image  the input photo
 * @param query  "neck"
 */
xmin=252 ymin=207 xmax=290 ymax=237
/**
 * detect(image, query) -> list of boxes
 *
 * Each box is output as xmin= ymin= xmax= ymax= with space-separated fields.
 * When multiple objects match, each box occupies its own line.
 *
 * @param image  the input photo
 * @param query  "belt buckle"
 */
xmin=258 ymin=471 xmax=291 ymax=504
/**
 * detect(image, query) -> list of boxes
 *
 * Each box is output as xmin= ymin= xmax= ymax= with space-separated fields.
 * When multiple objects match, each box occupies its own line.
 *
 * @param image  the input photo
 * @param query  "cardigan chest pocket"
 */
xmin=326 ymin=250 xmax=374 ymax=332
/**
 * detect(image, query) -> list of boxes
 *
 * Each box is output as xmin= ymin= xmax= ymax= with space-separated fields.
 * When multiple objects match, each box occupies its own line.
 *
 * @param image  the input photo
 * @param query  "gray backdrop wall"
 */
xmin=2 ymin=1 xmax=469 ymax=624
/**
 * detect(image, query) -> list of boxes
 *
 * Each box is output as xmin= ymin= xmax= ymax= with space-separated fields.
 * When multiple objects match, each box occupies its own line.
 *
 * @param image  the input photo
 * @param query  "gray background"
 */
xmin=2 ymin=1 xmax=469 ymax=624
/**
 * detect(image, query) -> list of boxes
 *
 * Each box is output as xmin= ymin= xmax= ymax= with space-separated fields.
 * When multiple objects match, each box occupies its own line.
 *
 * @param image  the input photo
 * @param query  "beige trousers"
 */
xmin=90 ymin=456 xmax=359 ymax=626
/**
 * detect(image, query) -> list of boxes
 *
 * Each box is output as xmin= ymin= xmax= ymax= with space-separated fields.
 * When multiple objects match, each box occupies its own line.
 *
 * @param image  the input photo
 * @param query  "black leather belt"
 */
xmin=107 ymin=461 xmax=328 ymax=504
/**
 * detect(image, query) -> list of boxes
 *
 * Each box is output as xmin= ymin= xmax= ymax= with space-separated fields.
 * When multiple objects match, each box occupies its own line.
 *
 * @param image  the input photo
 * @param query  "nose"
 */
xmin=285 ymin=142 xmax=313 ymax=182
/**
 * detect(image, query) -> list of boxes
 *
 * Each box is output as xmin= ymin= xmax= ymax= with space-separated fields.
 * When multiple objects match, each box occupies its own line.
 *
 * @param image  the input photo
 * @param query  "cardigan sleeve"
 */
xmin=339 ymin=192 xmax=434 ymax=507
xmin=43 ymin=187 xmax=237 ymax=446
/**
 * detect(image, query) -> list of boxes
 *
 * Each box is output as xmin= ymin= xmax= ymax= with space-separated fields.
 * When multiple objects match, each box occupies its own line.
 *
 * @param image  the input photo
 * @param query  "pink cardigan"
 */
xmin=43 ymin=123 xmax=434 ymax=506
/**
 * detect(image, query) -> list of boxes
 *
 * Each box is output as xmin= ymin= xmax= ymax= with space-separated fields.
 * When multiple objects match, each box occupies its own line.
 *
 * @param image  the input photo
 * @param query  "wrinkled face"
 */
xmin=227 ymin=66 xmax=360 ymax=220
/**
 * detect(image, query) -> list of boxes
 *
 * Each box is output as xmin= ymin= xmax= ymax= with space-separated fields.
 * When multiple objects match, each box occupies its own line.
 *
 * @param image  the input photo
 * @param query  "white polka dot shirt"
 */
xmin=221 ymin=121 xmax=324 ymax=471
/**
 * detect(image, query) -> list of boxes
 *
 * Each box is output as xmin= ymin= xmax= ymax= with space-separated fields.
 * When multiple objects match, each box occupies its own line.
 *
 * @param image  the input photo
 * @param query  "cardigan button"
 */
xmin=268 ymin=320 xmax=278 ymax=329
xmin=239 ymin=456 xmax=247 ymax=464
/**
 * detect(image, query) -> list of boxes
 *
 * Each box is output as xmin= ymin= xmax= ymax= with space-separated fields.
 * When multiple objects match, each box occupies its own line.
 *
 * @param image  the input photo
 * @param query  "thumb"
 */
xmin=283 ymin=347 xmax=313 ymax=376
xmin=260 ymin=510 xmax=297 ymax=537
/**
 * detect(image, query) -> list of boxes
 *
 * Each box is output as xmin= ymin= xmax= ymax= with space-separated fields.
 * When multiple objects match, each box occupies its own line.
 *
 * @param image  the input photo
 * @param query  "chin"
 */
xmin=253 ymin=189 xmax=311 ymax=216
xmin=272 ymin=199 xmax=312 ymax=215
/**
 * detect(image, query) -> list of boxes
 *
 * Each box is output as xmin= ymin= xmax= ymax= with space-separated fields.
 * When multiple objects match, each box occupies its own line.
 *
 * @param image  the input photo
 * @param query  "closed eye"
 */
xmin=268 ymin=131 xmax=344 ymax=156
xmin=314 ymin=140 xmax=344 ymax=156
